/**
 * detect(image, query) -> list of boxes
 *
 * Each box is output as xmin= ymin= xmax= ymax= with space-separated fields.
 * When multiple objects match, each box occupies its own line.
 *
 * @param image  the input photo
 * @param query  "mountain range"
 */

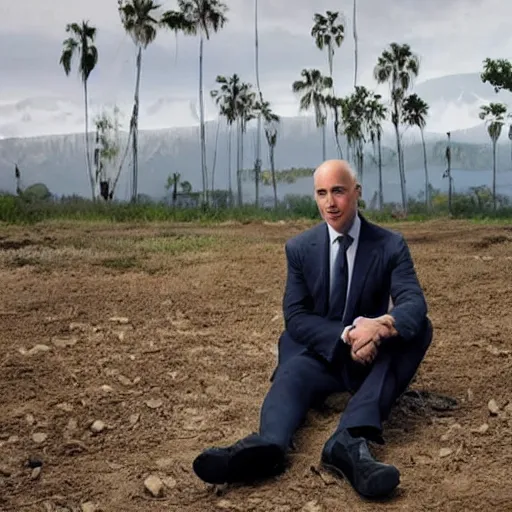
xmin=1 ymin=72 xmax=511 ymax=202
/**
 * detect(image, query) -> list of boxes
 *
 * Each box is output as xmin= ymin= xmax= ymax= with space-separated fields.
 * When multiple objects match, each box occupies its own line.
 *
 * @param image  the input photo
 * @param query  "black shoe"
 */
xmin=193 ymin=433 xmax=285 ymax=484
xmin=321 ymin=429 xmax=400 ymax=499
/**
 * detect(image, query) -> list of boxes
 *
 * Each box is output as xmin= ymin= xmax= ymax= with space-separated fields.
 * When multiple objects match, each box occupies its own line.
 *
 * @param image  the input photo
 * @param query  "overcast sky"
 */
xmin=1 ymin=0 xmax=511 ymax=127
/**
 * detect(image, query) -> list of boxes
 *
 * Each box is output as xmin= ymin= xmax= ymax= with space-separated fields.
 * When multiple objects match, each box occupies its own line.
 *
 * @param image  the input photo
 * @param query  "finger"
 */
xmin=353 ymin=337 xmax=374 ymax=354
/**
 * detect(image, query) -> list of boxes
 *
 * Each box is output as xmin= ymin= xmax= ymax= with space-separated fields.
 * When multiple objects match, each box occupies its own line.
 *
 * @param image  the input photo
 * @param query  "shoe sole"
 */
xmin=320 ymin=460 xmax=400 ymax=499
xmin=194 ymin=445 xmax=284 ymax=484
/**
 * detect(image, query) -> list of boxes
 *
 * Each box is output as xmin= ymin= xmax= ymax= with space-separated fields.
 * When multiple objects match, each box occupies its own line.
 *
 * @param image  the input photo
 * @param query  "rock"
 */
xmin=504 ymin=403 xmax=512 ymax=415
xmin=441 ymin=422 xmax=462 ymax=441
xmin=486 ymin=345 xmax=512 ymax=356
xmin=118 ymin=375 xmax=132 ymax=386
xmin=162 ymin=476 xmax=177 ymax=489
xmin=90 ymin=420 xmax=105 ymax=434
xmin=100 ymin=385 xmax=114 ymax=393
xmin=81 ymin=502 xmax=97 ymax=512
xmin=302 ymin=501 xmax=322 ymax=512
xmin=56 ymin=403 xmax=73 ymax=413
xmin=26 ymin=413 xmax=35 ymax=426
xmin=31 ymin=467 xmax=42 ymax=480
xmin=472 ymin=423 xmax=489 ymax=434
xmin=144 ymin=474 xmax=164 ymax=497
xmin=133 ymin=376 xmax=141 ymax=384
xmin=0 ymin=465 xmax=12 ymax=476
xmin=145 ymin=399 xmax=163 ymax=409
xmin=7 ymin=435 xmax=19 ymax=444
xmin=32 ymin=433 xmax=48 ymax=444
xmin=439 ymin=447 xmax=453 ymax=458
xmin=66 ymin=418 xmax=78 ymax=432
xmin=52 ymin=335 xmax=79 ymax=348
xmin=109 ymin=316 xmax=130 ymax=324
xmin=129 ymin=413 xmax=140 ymax=426
xmin=488 ymin=399 xmax=500 ymax=415
xmin=466 ymin=388 xmax=474 ymax=402
xmin=217 ymin=500 xmax=235 ymax=509
xmin=20 ymin=344 xmax=51 ymax=356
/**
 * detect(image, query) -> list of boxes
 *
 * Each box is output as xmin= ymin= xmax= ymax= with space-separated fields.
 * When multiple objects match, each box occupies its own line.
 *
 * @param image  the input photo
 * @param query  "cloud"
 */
xmin=1 ymin=0 xmax=511 ymax=135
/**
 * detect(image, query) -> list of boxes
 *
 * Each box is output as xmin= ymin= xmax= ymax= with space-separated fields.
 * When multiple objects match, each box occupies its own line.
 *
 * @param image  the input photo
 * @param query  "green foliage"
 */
xmin=481 ymin=58 xmax=512 ymax=93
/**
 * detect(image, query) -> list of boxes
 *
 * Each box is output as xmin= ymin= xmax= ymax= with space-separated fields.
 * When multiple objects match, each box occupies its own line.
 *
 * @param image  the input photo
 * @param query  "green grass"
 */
xmin=1 ymin=192 xmax=512 ymax=226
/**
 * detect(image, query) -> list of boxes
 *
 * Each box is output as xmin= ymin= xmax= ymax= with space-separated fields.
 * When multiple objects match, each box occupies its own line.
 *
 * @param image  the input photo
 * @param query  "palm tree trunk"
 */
xmin=492 ymin=139 xmax=497 ymax=211
xmin=211 ymin=117 xmax=221 ymax=195
xmin=236 ymin=118 xmax=242 ymax=206
xmin=353 ymin=0 xmax=358 ymax=88
xmin=270 ymin=144 xmax=278 ymax=209
xmin=83 ymin=79 xmax=95 ymax=201
xmin=322 ymin=122 xmax=326 ymax=161
xmin=393 ymin=109 xmax=406 ymax=213
xmin=198 ymin=36 xmax=208 ymax=206
xmin=378 ymin=131 xmax=383 ymax=210
xmin=255 ymin=0 xmax=262 ymax=207
xmin=420 ymin=128 xmax=429 ymax=210
xmin=131 ymin=46 xmax=142 ymax=203
xmin=228 ymin=123 xmax=232 ymax=207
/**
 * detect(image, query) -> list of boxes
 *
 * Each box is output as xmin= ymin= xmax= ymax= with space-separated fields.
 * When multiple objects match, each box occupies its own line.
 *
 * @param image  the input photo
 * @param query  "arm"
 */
xmin=387 ymin=235 xmax=427 ymax=341
xmin=282 ymin=241 xmax=344 ymax=364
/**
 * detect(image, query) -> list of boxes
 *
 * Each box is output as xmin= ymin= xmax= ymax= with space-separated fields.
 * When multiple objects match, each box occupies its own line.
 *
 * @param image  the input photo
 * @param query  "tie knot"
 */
xmin=337 ymin=234 xmax=353 ymax=251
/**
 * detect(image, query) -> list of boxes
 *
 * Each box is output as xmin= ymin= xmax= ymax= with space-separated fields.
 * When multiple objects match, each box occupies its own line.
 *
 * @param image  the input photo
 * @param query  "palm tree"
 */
xmin=162 ymin=0 xmax=228 ymax=206
xmin=366 ymin=94 xmax=387 ymax=209
xmin=403 ymin=94 xmax=430 ymax=209
xmin=479 ymin=102 xmax=507 ymax=210
xmin=311 ymin=11 xmax=344 ymax=158
xmin=292 ymin=69 xmax=332 ymax=161
xmin=60 ymin=21 xmax=98 ymax=201
xmin=210 ymin=74 xmax=241 ymax=206
xmin=118 ymin=0 xmax=160 ymax=203
xmin=374 ymin=43 xmax=420 ymax=214
xmin=256 ymin=99 xmax=280 ymax=209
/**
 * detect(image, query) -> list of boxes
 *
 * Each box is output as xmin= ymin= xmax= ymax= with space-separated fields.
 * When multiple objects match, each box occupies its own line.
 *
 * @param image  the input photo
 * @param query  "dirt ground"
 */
xmin=1 ymin=219 xmax=511 ymax=512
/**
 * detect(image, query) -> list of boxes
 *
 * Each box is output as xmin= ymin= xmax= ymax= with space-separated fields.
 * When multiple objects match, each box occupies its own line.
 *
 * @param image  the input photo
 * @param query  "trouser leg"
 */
xmin=259 ymin=352 xmax=344 ymax=450
xmin=336 ymin=318 xmax=433 ymax=435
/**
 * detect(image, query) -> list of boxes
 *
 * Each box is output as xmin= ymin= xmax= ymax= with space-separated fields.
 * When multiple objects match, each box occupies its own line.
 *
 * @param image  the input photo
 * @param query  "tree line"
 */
xmin=59 ymin=1 xmax=512 ymax=214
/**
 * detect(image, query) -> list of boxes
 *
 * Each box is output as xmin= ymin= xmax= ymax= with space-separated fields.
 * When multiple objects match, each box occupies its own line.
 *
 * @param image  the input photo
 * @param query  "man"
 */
xmin=192 ymin=160 xmax=432 ymax=499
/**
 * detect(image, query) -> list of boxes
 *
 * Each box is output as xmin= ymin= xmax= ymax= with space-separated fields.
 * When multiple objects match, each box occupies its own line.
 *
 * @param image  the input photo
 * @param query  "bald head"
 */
xmin=313 ymin=159 xmax=360 ymax=233
xmin=313 ymin=159 xmax=358 ymax=187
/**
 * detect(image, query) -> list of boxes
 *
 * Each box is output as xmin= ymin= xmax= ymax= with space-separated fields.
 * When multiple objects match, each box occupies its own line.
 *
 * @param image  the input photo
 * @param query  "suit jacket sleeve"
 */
xmin=388 ymin=235 xmax=428 ymax=341
xmin=282 ymin=240 xmax=345 ymax=363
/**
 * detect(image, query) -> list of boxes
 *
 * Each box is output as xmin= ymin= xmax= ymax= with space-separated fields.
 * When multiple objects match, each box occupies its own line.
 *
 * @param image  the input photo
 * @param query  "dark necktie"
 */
xmin=328 ymin=234 xmax=353 ymax=319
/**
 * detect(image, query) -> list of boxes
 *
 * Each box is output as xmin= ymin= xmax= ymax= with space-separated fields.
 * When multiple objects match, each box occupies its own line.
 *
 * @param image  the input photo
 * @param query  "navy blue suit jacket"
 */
xmin=277 ymin=214 xmax=428 ymax=370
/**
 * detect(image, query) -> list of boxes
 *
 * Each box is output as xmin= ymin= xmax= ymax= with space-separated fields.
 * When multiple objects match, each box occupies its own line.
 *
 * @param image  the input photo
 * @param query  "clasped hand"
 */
xmin=346 ymin=315 xmax=397 ymax=365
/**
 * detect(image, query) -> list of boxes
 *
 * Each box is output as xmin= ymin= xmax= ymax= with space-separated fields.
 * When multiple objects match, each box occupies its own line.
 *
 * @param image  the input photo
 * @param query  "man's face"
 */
xmin=314 ymin=164 xmax=360 ymax=233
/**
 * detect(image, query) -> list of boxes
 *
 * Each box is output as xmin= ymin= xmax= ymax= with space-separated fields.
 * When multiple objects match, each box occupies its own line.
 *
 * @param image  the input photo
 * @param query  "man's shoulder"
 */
xmin=285 ymin=222 xmax=326 ymax=251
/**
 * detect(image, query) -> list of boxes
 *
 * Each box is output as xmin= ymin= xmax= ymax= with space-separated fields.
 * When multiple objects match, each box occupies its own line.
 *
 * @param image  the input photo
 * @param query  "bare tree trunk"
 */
xmin=83 ymin=79 xmax=95 ymax=201
xmin=378 ymin=131 xmax=383 ymax=210
xmin=353 ymin=0 xmax=358 ymax=88
xmin=198 ymin=36 xmax=208 ymax=206
xmin=322 ymin=121 xmax=326 ymax=161
xmin=420 ymin=128 xmax=430 ymax=210
xmin=131 ymin=46 xmax=142 ymax=203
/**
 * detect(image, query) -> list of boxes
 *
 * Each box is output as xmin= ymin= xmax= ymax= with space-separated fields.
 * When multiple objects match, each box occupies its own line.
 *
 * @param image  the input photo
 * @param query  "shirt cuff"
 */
xmin=341 ymin=324 xmax=354 ymax=344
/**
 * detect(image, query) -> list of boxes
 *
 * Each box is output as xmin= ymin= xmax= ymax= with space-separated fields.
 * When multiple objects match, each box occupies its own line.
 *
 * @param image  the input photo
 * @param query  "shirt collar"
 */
xmin=327 ymin=213 xmax=361 ymax=245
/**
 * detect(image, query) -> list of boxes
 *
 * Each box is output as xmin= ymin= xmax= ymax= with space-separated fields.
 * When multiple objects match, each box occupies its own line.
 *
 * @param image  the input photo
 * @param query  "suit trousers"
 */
xmin=258 ymin=319 xmax=433 ymax=450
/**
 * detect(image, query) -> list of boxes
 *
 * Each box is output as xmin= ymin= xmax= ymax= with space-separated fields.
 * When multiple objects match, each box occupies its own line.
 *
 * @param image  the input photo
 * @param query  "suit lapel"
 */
xmin=310 ymin=223 xmax=330 ymax=316
xmin=343 ymin=217 xmax=378 ymax=323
